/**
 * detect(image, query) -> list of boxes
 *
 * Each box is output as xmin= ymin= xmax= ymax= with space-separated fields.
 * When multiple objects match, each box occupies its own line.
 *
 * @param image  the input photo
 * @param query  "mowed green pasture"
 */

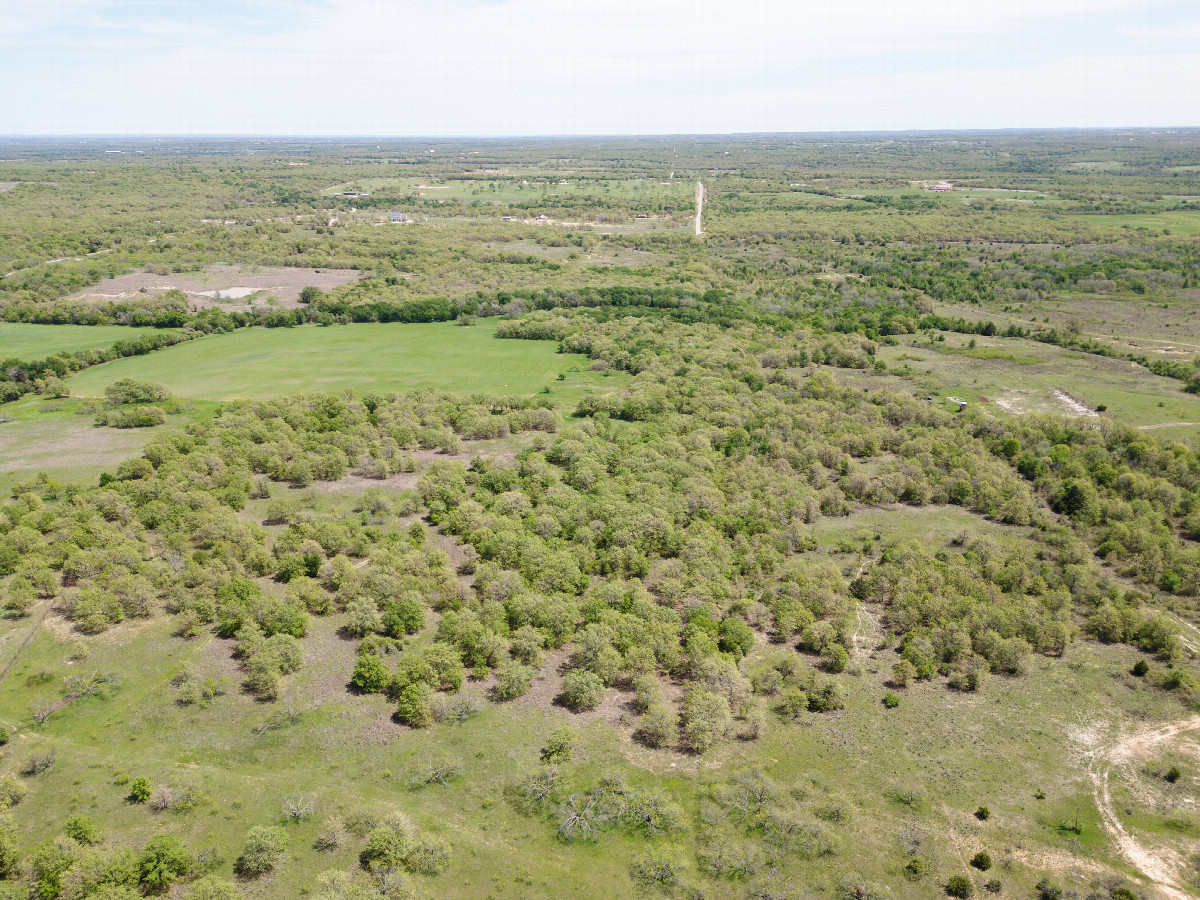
xmin=0 ymin=323 xmax=152 ymax=359
xmin=68 ymin=321 xmax=624 ymax=403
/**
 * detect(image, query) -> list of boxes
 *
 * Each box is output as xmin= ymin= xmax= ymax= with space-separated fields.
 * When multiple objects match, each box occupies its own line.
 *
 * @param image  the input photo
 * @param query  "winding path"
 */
xmin=1087 ymin=716 xmax=1200 ymax=899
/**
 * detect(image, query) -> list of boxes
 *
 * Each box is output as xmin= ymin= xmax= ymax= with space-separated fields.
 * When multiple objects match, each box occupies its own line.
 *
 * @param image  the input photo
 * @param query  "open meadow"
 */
xmin=66 ymin=320 xmax=614 ymax=402
xmin=0 ymin=325 xmax=153 ymax=359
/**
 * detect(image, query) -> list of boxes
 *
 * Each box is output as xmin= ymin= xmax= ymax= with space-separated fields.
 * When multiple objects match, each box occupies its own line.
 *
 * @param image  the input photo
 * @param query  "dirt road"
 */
xmin=695 ymin=181 xmax=704 ymax=237
xmin=1087 ymin=717 xmax=1200 ymax=899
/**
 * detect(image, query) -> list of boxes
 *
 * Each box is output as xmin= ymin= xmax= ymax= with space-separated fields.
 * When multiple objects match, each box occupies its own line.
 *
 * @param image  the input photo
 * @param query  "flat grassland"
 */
xmin=1076 ymin=211 xmax=1200 ymax=235
xmin=0 ymin=323 xmax=150 ymax=358
xmin=68 ymin=320 xmax=621 ymax=402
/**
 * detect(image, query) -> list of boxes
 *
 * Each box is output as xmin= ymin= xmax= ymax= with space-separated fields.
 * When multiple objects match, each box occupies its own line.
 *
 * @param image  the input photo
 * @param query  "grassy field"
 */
xmin=836 ymin=332 xmax=1200 ymax=440
xmin=0 ymin=395 xmax=217 ymax=495
xmin=68 ymin=320 xmax=626 ymax=403
xmin=1076 ymin=211 xmax=1200 ymax=235
xmin=0 ymin=324 xmax=153 ymax=358
xmin=934 ymin=294 xmax=1200 ymax=362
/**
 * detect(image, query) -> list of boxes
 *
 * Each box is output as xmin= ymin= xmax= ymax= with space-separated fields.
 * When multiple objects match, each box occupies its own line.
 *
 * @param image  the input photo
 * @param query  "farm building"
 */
xmin=390 ymin=212 xmax=408 ymax=223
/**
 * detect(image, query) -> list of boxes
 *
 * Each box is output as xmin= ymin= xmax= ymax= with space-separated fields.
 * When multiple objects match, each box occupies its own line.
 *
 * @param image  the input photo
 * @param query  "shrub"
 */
xmin=350 ymin=654 xmax=390 ymax=693
xmin=718 ymin=619 xmax=755 ymax=658
xmin=138 ymin=834 xmax=193 ymax=893
xmin=509 ymin=625 xmax=545 ymax=666
xmin=359 ymin=825 xmax=411 ymax=873
xmin=128 ymin=777 xmax=152 ymax=803
xmin=88 ymin=885 xmax=142 ymax=900
xmin=63 ymin=814 xmax=98 ymax=844
xmin=970 ymin=851 xmax=991 ymax=871
xmin=974 ymin=805 xmax=990 ymax=820
xmin=405 ymin=837 xmax=450 ymax=875
xmin=560 ymin=670 xmax=604 ymax=711
xmin=680 ymin=688 xmax=732 ymax=753
xmin=184 ymin=877 xmax=240 ymax=900
xmin=541 ymin=726 xmax=576 ymax=763
xmin=313 ymin=817 xmax=345 ymax=851
xmin=778 ymin=688 xmax=809 ymax=718
xmin=1132 ymin=659 xmax=1150 ymax=676
xmin=106 ymin=406 xmax=168 ymax=428
xmin=946 ymin=874 xmax=974 ymax=898
xmin=904 ymin=857 xmax=925 ymax=879
xmin=382 ymin=595 xmax=425 ymax=637
xmin=1166 ymin=765 xmax=1182 ymax=784
xmin=630 ymin=848 xmax=685 ymax=887
xmin=0 ymin=829 xmax=21 ymax=879
xmin=891 ymin=659 xmax=917 ymax=687
xmin=984 ymin=880 xmax=1002 ymax=894
xmin=882 ymin=692 xmax=901 ymax=708
xmin=637 ymin=703 xmax=679 ymax=748
xmin=1035 ymin=879 xmax=1062 ymax=900
xmin=492 ymin=660 xmax=534 ymax=700
xmin=235 ymin=826 xmax=287 ymax=877
xmin=0 ymin=777 xmax=25 ymax=807
xmin=822 ymin=643 xmax=849 ymax=673
xmin=395 ymin=682 xmax=434 ymax=727
xmin=105 ymin=378 xmax=170 ymax=405
xmin=343 ymin=597 xmax=382 ymax=638
xmin=807 ymin=680 xmax=845 ymax=712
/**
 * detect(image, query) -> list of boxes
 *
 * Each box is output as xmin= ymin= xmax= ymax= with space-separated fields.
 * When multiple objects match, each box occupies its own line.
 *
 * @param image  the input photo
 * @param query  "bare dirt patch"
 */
xmin=1053 ymin=389 xmax=1099 ymax=417
xmin=993 ymin=389 xmax=1099 ymax=418
xmin=72 ymin=264 xmax=359 ymax=309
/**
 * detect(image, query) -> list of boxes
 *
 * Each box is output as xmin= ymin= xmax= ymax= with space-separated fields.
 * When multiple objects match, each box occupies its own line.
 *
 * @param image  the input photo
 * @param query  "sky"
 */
xmin=1 ymin=0 xmax=1198 ymax=135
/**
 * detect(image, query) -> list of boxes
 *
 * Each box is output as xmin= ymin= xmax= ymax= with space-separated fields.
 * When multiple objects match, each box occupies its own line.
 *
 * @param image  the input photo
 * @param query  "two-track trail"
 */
xmin=1086 ymin=716 xmax=1200 ymax=899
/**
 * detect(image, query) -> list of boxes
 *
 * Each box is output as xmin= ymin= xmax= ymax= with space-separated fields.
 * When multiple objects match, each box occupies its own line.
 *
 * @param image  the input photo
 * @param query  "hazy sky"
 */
xmin=2 ymin=0 xmax=1198 ymax=134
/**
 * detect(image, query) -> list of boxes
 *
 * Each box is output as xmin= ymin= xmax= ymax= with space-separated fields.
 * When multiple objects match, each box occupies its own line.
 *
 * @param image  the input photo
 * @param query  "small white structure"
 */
xmin=390 ymin=212 xmax=408 ymax=223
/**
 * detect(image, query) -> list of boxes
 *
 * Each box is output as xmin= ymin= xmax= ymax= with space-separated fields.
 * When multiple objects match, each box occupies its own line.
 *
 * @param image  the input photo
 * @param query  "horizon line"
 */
xmin=2 ymin=126 xmax=1200 ymax=142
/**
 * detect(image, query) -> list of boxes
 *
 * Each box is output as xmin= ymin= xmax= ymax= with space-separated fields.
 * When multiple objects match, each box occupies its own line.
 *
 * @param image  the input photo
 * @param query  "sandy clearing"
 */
xmin=196 ymin=287 xmax=263 ymax=301
xmin=0 ymin=183 xmax=16 ymax=193
xmin=1053 ymin=389 xmax=1099 ymax=417
xmin=1139 ymin=422 xmax=1200 ymax=431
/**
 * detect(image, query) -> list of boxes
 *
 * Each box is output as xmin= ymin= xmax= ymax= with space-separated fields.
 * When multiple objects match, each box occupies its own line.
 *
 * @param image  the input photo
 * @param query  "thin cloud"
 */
xmin=1 ymin=0 xmax=1197 ymax=133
